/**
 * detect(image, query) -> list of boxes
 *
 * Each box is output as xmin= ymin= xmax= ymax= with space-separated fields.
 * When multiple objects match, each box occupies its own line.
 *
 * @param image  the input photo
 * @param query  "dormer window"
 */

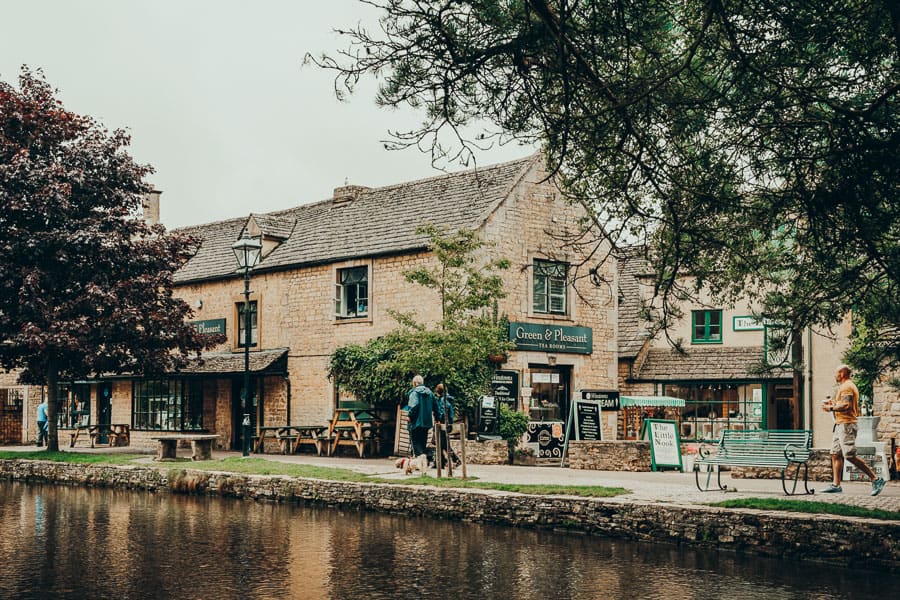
xmin=335 ymin=266 xmax=369 ymax=319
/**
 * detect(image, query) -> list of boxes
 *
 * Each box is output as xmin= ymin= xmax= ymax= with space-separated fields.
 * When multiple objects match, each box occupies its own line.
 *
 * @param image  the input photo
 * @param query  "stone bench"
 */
xmin=150 ymin=434 xmax=219 ymax=461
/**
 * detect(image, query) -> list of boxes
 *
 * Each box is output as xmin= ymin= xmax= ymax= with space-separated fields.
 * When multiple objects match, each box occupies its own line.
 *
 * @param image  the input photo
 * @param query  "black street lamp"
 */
xmin=232 ymin=236 xmax=262 ymax=457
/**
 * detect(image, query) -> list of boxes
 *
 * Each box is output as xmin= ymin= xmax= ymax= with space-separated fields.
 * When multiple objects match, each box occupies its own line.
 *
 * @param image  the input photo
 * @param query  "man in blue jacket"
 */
xmin=407 ymin=375 xmax=437 ymax=469
xmin=36 ymin=400 xmax=48 ymax=447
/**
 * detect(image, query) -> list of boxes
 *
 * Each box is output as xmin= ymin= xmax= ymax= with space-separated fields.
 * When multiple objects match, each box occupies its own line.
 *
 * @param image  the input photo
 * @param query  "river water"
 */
xmin=0 ymin=482 xmax=892 ymax=599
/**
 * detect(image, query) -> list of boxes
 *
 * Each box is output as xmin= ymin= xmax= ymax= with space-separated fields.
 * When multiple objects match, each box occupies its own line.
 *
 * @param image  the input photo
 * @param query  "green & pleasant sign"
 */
xmin=508 ymin=322 xmax=592 ymax=354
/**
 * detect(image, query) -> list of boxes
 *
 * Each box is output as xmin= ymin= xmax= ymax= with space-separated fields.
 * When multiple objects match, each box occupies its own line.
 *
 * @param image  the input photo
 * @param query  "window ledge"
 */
xmin=529 ymin=312 xmax=573 ymax=322
xmin=334 ymin=316 xmax=372 ymax=325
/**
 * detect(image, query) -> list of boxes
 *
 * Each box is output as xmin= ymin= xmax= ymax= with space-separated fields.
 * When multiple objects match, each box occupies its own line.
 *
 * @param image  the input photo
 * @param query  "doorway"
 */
xmin=96 ymin=383 xmax=112 ymax=445
xmin=231 ymin=378 xmax=260 ymax=450
xmin=527 ymin=365 xmax=572 ymax=423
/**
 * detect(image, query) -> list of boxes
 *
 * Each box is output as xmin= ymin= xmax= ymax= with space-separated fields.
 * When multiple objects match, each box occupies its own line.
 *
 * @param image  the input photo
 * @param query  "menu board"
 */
xmin=573 ymin=399 xmax=602 ymax=440
xmin=478 ymin=396 xmax=499 ymax=435
xmin=491 ymin=370 xmax=520 ymax=409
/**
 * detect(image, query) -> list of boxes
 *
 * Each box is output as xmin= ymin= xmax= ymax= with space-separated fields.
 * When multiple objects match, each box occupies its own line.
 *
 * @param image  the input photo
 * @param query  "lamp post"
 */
xmin=232 ymin=237 xmax=262 ymax=457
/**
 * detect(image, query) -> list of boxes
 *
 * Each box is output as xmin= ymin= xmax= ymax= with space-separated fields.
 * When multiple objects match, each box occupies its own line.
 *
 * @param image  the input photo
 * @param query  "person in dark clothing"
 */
xmin=407 ymin=375 xmax=438 ymax=470
xmin=435 ymin=383 xmax=461 ymax=467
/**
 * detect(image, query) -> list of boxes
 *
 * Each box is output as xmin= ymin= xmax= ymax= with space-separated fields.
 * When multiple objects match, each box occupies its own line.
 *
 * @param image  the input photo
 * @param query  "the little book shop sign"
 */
xmin=509 ymin=322 xmax=592 ymax=354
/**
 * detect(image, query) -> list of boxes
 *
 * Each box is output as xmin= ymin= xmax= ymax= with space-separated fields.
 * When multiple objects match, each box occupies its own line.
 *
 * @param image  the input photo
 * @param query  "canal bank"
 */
xmin=1 ymin=455 xmax=898 ymax=571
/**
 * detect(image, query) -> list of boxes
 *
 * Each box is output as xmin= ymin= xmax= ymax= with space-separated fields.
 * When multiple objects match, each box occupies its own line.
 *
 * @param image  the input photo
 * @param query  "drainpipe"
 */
xmin=284 ymin=374 xmax=292 ymax=425
xmin=806 ymin=327 xmax=813 ymax=434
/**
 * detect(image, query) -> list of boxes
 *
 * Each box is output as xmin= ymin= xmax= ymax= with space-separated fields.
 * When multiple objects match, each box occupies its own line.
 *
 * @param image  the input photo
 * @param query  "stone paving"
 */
xmin=3 ymin=444 xmax=898 ymax=513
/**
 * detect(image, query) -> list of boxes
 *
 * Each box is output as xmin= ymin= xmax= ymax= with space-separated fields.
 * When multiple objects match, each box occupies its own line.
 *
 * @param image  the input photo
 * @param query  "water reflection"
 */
xmin=0 ymin=482 xmax=891 ymax=599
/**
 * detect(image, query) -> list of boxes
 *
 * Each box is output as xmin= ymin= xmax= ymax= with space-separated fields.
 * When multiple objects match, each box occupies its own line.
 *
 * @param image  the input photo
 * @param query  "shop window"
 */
xmin=691 ymin=309 xmax=722 ymax=344
xmin=54 ymin=385 xmax=90 ymax=429
xmin=663 ymin=383 xmax=765 ymax=442
xmin=236 ymin=300 xmax=258 ymax=348
xmin=533 ymin=260 xmax=568 ymax=315
xmin=132 ymin=379 xmax=203 ymax=431
xmin=335 ymin=266 xmax=369 ymax=319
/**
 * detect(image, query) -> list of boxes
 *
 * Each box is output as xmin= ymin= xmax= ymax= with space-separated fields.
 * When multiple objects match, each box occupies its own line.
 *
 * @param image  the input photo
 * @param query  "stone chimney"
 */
xmin=332 ymin=184 xmax=369 ymax=205
xmin=142 ymin=190 xmax=161 ymax=225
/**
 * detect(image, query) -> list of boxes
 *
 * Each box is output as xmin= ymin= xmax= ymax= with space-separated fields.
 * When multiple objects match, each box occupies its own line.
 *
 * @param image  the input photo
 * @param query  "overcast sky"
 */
xmin=0 ymin=0 xmax=532 ymax=228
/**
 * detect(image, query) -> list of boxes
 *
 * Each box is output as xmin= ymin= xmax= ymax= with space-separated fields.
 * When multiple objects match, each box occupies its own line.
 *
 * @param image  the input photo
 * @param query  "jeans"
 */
xmin=37 ymin=421 xmax=48 ymax=446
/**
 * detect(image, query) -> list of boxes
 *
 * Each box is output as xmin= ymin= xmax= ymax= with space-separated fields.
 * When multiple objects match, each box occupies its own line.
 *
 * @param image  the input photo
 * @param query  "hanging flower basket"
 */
xmin=487 ymin=352 xmax=507 ymax=364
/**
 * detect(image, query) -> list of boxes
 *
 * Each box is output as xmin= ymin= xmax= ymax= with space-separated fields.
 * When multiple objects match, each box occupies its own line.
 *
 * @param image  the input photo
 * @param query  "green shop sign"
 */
xmin=190 ymin=318 xmax=226 ymax=335
xmin=508 ymin=322 xmax=592 ymax=354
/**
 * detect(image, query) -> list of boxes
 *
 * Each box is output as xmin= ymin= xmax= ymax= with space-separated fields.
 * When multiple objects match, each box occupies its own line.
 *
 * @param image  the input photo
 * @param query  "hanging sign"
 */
xmin=580 ymin=389 xmax=620 ymax=411
xmin=642 ymin=419 xmax=683 ymax=471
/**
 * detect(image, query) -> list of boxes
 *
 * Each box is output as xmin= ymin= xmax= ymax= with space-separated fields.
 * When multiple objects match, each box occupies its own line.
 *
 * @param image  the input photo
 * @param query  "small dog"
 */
xmin=394 ymin=455 xmax=428 ymax=475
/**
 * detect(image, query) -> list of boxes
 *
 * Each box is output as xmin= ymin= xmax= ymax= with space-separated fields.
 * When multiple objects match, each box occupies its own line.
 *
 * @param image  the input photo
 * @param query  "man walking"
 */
xmin=36 ymin=399 xmax=48 ymax=447
xmin=407 ymin=375 xmax=437 ymax=471
xmin=822 ymin=365 xmax=886 ymax=496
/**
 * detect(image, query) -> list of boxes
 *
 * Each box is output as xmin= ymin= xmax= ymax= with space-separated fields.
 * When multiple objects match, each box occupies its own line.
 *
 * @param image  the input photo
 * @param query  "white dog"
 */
xmin=394 ymin=454 xmax=428 ymax=475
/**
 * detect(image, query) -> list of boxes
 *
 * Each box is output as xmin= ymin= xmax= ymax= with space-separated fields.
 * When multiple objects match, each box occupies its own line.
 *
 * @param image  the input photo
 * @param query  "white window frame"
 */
xmin=335 ymin=265 xmax=369 ymax=319
xmin=533 ymin=259 xmax=569 ymax=315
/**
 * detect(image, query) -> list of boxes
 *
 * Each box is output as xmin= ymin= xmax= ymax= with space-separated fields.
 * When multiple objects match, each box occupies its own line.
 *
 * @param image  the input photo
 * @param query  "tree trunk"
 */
xmin=45 ymin=360 xmax=59 ymax=452
xmin=791 ymin=328 xmax=804 ymax=430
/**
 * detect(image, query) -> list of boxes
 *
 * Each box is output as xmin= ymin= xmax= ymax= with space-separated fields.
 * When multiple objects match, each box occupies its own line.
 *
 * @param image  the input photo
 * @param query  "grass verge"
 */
xmin=710 ymin=498 xmax=900 ymax=521
xmin=0 ymin=451 xmax=145 ymax=464
xmin=2 ymin=453 xmax=630 ymax=497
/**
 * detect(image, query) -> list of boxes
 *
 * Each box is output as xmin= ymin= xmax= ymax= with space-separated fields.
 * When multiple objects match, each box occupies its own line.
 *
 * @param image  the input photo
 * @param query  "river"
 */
xmin=0 ymin=482 xmax=892 ymax=599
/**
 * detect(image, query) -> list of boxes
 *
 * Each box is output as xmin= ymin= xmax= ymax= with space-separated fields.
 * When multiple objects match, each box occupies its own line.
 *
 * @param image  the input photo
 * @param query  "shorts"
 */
xmin=830 ymin=423 xmax=858 ymax=458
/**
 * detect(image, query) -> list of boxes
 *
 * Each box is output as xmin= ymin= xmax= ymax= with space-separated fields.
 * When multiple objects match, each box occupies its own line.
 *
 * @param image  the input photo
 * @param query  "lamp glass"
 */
xmin=232 ymin=237 xmax=262 ymax=270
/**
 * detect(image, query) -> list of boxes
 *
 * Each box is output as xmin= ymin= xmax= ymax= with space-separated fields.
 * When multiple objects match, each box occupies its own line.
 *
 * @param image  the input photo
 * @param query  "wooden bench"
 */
xmin=695 ymin=429 xmax=813 ymax=495
xmin=151 ymin=434 xmax=219 ymax=461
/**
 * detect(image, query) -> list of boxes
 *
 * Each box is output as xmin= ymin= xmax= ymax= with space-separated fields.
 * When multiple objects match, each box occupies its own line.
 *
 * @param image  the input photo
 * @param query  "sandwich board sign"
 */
xmin=641 ymin=419 xmax=683 ymax=472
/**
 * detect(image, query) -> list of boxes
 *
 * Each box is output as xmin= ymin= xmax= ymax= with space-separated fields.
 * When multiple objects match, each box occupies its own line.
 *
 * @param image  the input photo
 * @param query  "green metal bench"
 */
xmin=695 ymin=429 xmax=813 ymax=495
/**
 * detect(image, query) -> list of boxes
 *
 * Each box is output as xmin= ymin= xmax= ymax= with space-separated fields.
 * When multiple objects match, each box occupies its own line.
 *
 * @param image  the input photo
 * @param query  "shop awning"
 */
xmin=621 ymin=396 xmax=686 ymax=408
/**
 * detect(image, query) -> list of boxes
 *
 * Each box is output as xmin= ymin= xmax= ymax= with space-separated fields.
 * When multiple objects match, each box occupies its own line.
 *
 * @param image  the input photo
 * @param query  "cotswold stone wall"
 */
xmin=2 ymin=459 xmax=897 ymax=569
xmin=450 ymin=439 xmax=508 ymax=464
xmin=568 ymin=441 xmax=653 ymax=471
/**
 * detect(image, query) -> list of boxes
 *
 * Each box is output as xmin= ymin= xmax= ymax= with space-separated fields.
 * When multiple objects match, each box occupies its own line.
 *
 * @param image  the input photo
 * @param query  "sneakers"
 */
xmin=821 ymin=484 xmax=843 ymax=493
xmin=871 ymin=477 xmax=886 ymax=497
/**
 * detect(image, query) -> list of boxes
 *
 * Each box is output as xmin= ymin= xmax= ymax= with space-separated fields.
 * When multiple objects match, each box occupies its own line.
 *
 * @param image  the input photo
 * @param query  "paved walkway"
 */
xmin=4 ymin=443 xmax=897 ymax=513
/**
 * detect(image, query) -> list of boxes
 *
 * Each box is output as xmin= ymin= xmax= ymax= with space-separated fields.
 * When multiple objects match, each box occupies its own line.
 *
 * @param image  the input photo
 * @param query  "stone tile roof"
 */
xmin=174 ymin=156 xmax=538 ymax=283
xmin=617 ymin=248 xmax=653 ymax=358
xmin=251 ymin=214 xmax=296 ymax=240
xmin=633 ymin=346 xmax=792 ymax=381
xmin=178 ymin=347 xmax=288 ymax=375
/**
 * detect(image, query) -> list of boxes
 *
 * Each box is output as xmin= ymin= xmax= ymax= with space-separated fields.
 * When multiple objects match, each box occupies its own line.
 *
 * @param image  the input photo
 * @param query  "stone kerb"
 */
xmin=2 ymin=458 xmax=898 ymax=569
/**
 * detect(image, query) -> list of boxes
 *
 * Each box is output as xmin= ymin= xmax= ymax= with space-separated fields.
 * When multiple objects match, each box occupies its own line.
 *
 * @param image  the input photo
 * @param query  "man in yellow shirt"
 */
xmin=822 ymin=365 xmax=885 ymax=496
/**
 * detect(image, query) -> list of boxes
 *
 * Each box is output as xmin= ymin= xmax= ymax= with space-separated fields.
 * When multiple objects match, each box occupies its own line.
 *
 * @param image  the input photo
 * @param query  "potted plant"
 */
xmin=499 ymin=403 xmax=530 ymax=464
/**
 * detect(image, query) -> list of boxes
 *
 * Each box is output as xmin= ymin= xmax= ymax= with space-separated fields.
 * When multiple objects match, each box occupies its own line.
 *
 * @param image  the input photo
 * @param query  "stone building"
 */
xmin=616 ymin=250 xmax=893 ymax=455
xmin=11 ymin=156 xmax=618 ymax=451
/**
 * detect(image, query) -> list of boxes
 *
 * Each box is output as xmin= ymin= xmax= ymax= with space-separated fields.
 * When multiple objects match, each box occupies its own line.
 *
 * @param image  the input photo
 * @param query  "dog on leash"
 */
xmin=394 ymin=455 xmax=428 ymax=474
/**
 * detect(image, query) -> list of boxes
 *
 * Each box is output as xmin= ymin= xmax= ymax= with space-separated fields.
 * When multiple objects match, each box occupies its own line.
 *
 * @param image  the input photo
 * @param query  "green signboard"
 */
xmin=508 ymin=322 xmax=592 ymax=354
xmin=190 ymin=318 xmax=226 ymax=335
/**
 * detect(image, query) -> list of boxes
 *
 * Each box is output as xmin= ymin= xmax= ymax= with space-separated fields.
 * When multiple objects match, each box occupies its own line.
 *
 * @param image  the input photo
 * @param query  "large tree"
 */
xmin=0 ymin=69 xmax=218 ymax=450
xmin=315 ymin=1 xmax=900 ymax=371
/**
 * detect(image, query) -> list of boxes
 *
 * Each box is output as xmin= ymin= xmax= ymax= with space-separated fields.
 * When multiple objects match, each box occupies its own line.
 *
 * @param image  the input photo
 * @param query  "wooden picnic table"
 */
xmin=327 ymin=405 xmax=380 ymax=458
xmin=68 ymin=423 xmax=130 ymax=448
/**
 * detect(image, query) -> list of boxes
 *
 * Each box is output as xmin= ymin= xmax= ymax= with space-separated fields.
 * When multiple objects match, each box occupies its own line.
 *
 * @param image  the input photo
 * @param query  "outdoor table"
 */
xmin=253 ymin=426 xmax=286 ymax=454
xmin=290 ymin=425 xmax=330 ymax=455
xmin=327 ymin=406 xmax=379 ymax=457
xmin=151 ymin=434 xmax=219 ymax=461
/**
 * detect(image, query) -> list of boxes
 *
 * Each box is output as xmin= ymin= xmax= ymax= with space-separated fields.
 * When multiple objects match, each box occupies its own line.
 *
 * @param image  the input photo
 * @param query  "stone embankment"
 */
xmin=2 ymin=458 xmax=897 ymax=570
